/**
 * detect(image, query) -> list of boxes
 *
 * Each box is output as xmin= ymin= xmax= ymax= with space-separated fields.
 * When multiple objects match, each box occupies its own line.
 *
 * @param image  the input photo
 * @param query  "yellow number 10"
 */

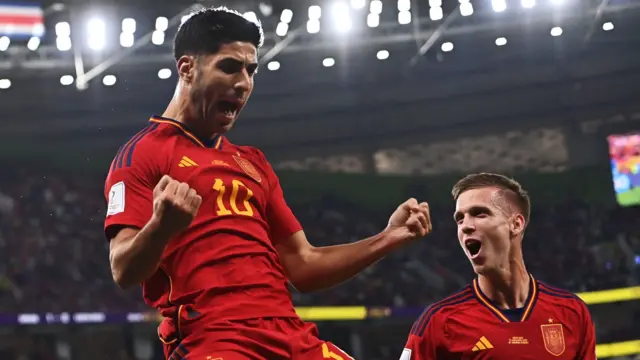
xmin=212 ymin=178 xmax=254 ymax=217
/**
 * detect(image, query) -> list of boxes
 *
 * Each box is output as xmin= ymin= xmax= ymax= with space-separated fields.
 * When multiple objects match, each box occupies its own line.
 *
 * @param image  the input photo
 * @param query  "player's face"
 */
xmin=181 ymin=41 xmax=258 ymax=133
xmin=454 ymin=187 xmax=518 ymax=275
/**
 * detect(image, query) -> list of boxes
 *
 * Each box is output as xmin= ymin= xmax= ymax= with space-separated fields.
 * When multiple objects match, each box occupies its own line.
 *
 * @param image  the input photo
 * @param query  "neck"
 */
xmin=478 ymin=249 xmax=530 ymax=309
xmin=162 ymin=88 xmax=220 ymax=141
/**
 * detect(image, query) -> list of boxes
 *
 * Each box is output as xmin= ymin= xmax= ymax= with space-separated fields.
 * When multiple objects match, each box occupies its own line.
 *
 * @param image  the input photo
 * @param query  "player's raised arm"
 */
xmin=260 ymin=151 xmax=432 ymax=292
xmin=108 ymin=175 xmax=201 ymax=289
xmin=104 ymin=132 xmax=202 ymax=289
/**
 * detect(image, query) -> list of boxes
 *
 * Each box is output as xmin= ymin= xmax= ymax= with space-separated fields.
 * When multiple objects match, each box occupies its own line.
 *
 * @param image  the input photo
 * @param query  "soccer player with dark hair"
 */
xmin=399 ymin=173 xmax=596 ymax=360
xmin=103 ymin=7 xmax=432 ymax=360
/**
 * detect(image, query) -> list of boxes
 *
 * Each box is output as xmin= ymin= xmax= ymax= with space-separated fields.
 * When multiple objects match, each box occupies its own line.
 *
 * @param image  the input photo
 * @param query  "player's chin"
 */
xmin=213 ymin=113 xmax=237 ymax=131
xmin=468 ymin=256 xmax=487 ymax=272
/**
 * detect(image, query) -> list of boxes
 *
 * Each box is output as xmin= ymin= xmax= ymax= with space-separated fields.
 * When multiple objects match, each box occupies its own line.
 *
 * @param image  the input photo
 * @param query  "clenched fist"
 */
xmin=152 ymin=175 xmax=202 ymax=236
xmin=384 ymin=198 xmax=432 ymax=248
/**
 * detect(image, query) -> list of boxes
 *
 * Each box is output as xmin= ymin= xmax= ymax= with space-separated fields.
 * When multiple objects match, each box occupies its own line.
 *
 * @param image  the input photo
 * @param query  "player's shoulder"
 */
xmin=234 ymin=144 xmax=266 ymax=159
xmin=536 ymin=279 xmax=589 ymax=315
xmin=109 ymin=120 xmax=167 ymax=172
xmin=228 ymin=143 xmax=270 ymax=166
xmin=410 ymin=285 xmax=475 ymax=337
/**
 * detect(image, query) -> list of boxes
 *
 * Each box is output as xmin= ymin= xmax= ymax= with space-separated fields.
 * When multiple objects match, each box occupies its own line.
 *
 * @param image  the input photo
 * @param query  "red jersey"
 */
xmin=104 ymin=116 xmax=302 ymax=324
xmin=401 ymin=275 xmax=596 ymax=360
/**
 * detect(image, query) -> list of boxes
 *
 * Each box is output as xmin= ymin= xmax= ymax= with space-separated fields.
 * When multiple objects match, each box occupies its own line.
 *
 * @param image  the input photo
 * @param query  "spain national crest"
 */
xmin=541 ymin=324 xmax=565 ymax=356
xmin=233 ymin=155 xmax=262 ymax=183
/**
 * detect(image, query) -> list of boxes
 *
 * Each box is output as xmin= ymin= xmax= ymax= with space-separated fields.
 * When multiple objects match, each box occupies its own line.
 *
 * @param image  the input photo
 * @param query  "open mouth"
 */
xmin=465 ymin=239 xmax=482 ymax=257
xmin=217 ymin=100 xmax=239 ymax=118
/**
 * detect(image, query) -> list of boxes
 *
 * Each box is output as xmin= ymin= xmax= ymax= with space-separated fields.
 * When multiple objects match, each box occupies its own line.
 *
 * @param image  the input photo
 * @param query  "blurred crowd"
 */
xmin=0 ymin=170 xmax=638 ymax=312
xmin=0 ymin=170 xmax=639 ymax=360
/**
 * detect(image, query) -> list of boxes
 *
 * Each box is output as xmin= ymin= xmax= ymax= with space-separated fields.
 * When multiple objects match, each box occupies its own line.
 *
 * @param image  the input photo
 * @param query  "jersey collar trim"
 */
xmin=149 ymin=116 xmax=223 ymax=149
xmin=472 ymin=273 xmax=538 ymax=323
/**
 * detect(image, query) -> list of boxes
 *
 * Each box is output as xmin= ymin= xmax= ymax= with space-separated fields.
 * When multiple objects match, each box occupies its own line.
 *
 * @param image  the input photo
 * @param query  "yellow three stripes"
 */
xmin=472 ymin=336 xmax=494 ymax=351
xmin=178 ymin=156 xmax=198 ymax=167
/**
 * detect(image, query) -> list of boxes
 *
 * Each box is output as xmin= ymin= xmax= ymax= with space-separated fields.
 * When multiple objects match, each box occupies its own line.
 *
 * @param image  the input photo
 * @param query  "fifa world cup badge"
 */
xmin=540 ymin=323 xmax=566 ymax=356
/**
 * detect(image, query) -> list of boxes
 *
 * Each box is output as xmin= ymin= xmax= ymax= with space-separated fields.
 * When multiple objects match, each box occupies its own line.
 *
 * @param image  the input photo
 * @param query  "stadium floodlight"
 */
xmin=398 ymin=0 xmax=411 ymax=12
xmin=152 ymin=30 xmax=165 ymax=45
xmin=322 ymin=58 xmax=335 ymax=67
xmin=122 ymin=18 xmax=136 ymax=33
xmin=522 ymin=0 xmax=535 ymax=8
xmin=603 ymin=22 xmax=614 ymax=31
xmin=60 ymin=75 xmax=74 ymax=86
xmin=398 ymin=11 xmax=411 ymax=25
xmin=87 ymin=18 xmax=106 ymax=51
xmin=267 ymin=61 xmax=280 ymax=71
xmin=55 ymin=22 xmax=71 ymax=37
xmin=308 ymin=5 xmax=321 ymax=19
xmin=56 ymin=36 xmax=72 ymax=51
xmin=351 ymin=0 xmax=366 ymax=9
xmin=280 ymin=9 xmax=293 ymax=23
xmin=158 ymin=68 xmax=172 ymax=79
xmin=0 ymin=36 xmax=9 ymax=51
xmin=377 ymin=50 xmax=389 ymax=60
xmin=27 ymin=37 xmax=40 ymax=51
xmin=430 ymin=6 xmax=443 ymax=20
xmin=441 ymin=42 xmax=454 ymax=52
xmin=102 ymin=75 xmax=116 ymax=86
xmin=120 ymin=32 xmax=134 ymax=47
xmin=370 ymin=0 xmax=382 ymax=15
xmin=243 ymin=12 xmax=258 ymax=24
xmin=0 ymin=79 xmax=10 ymax=89
xmin=550 ymin=26 xmax=563 ymax=36
xmin=460 ymin=2 xmax=473 ymax=16
xmin=258 ymin=3 xmax=273 ymax=17
xmin=495 ymin=37 xmax=507 ymax=46
xmin=367 ymin=13 xmax=380 ymax=27
xmin=492 ymin=0 xmax=507 ymax=12
xmin=429 ymin=0 xmax=442 ymax=7
xmin=332 ymin=2 xmax=352 ymax=32
xmin=307 ymin=19 xmax=320 ymax=33
xmin=155 ymin=17 xmax=168 ymax=31
xmin=276 ymin=22 xmax=289 ymax=37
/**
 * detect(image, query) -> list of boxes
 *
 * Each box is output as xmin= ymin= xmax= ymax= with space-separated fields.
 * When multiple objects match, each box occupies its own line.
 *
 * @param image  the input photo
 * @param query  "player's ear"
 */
xmin=510 ymin=213 xmax=525 ymax=237
xmin=177 ymin=55 xmax=196 ymax=83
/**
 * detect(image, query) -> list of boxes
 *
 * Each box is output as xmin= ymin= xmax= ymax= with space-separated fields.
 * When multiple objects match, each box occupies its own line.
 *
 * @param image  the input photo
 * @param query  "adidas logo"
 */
xmin=472 ymin=336 xmax=494 ymax=352
xmin=178 ymin=156 xmax=198 ymax=167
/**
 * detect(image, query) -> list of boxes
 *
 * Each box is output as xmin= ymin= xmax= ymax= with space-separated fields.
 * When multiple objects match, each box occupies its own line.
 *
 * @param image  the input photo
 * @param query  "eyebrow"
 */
xmin=220 ymin=57 xmax=258 ymax=68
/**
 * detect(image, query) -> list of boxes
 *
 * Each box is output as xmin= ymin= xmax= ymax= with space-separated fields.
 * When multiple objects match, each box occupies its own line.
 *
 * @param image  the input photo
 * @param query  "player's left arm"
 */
xmin=259 ymin=151 xmax=430 ymax=293
xmin=576 ymin=300 xmax=597 ymax=360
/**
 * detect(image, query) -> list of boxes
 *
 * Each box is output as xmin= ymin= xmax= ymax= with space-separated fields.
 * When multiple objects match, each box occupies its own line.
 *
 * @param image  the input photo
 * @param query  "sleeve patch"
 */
xmin=106 ymin=181 xmax=126 ymax=216
xmin=399 ymin=348 xmax=412 ymax=360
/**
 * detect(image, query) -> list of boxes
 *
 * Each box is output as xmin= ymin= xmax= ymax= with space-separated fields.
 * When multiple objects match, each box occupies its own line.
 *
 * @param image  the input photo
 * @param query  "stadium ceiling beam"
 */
xmin=407 ymin=7 xmax=459 ymax=68
xmin=411 ymin=0 xmax=423 ymax=49
xmin=2 ymin=1 xmax=639 ymax=72
xmin=583 ymin=0 xmax=611 ymax=46
xmin=259 ymin=26 xmax=304 ymax=64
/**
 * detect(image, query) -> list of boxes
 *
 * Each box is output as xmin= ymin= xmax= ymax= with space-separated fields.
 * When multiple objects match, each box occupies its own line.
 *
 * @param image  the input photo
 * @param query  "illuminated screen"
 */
xmin=608 ymin=133 xmax=640 ymax=206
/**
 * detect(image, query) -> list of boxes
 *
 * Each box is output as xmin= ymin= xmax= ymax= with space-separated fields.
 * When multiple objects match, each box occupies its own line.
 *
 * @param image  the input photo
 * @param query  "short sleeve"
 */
xmin=576 ymin=300 xmax=597 ymax=360
xmin=104 ymin=144 xmax=160 ymax=240
xmin=401 ymin=308 xmax=447 ymax=360
xmin=254 ymin=149 xmax=302 ymax=242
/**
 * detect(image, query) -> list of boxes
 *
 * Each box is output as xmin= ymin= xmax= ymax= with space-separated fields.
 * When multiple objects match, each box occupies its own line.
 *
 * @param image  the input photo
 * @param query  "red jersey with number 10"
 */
xmin=401 ymin=275 xmax=596 ymax=360
xmin=103 ymin=116 xmax=302 ymax=334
